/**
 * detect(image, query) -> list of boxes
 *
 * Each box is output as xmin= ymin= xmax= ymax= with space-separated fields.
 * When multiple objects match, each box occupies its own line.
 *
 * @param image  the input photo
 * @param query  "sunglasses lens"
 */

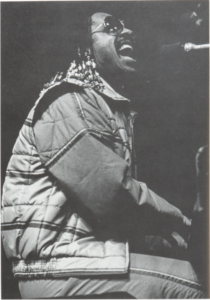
xmin=104 ymin=16 xmax=123 ymax=35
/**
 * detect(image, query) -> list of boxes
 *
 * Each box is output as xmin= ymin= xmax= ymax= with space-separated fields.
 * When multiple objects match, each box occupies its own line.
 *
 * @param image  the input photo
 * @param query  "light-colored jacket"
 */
xmin=2 ymin=77 xmax=184 ymax=279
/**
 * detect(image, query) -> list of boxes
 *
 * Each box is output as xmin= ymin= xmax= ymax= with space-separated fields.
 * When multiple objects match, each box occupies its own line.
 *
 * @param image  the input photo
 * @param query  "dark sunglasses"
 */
xmin=91 ymin=16 xmax=124 ymax=36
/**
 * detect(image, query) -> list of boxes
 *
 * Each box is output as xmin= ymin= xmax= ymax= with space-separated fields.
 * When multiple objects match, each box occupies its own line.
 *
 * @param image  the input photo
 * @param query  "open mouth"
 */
xmin=116 ymin=40 xmax=135 ymax=59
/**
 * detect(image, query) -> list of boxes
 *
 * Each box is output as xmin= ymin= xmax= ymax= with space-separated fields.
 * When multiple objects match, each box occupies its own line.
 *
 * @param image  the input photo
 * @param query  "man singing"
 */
xmin=2 ymin=12 xmax=205 ymax=298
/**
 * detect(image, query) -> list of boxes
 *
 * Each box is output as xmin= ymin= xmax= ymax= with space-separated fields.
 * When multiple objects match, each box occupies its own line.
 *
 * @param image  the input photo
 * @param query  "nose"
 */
xmin=120 ymin=27 xmax=136 ymax=43
xmin=121 ymin=27 xmax=133 ymax=36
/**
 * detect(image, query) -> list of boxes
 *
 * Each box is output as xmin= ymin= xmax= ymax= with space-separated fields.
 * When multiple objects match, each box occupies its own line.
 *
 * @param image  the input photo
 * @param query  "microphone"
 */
xmin=160 ymin=43 xmax=182 ymax=55
xmin=183 ymin=43 xmax=210 ymax=51
xmin=160 ymin=42 xmax=210 ymax=55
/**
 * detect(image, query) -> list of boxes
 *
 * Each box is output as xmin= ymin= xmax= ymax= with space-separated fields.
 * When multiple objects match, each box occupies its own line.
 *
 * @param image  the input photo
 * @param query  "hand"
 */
xmin=173 ymin=214 xmax=192 ymax=243
xmin=182 ymin=215 xmax=192 ymax=227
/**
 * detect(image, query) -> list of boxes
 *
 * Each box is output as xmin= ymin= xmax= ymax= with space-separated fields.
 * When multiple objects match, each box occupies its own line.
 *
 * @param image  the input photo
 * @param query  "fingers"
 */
xmin=183 ymin=216 xmax=192 ymax=227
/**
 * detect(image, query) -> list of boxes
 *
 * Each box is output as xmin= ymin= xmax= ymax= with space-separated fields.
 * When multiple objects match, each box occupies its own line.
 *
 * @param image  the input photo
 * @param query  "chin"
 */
xmin=124 ymin=66 xmax=137 ymax=73
xmin=120 ymin=63 xmax=137 ymax=73
xmin=118 ymin=56 xmax=137 ymax=73
xmin=109 ymin=65 xmax=137 ymax=75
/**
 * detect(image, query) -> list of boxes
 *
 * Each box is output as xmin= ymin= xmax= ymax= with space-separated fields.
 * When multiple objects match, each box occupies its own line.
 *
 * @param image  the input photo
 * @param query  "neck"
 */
xmin=100 ymin=70 xmax=133 ymax=98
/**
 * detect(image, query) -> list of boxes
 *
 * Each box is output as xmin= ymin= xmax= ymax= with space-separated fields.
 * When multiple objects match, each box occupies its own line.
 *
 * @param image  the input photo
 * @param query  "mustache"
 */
xmin=115 ymin=35 xmax=136 ymax=46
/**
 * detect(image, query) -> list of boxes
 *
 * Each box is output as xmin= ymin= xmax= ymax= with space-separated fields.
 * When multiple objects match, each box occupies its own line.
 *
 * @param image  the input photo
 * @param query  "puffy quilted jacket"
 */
xmin=2 ymin=77 xmax=185 ymax=279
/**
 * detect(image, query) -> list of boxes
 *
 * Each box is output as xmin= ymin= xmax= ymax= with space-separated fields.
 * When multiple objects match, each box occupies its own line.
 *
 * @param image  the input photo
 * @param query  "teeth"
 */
xmin=118 ymin=44 xmax=133 ymax=52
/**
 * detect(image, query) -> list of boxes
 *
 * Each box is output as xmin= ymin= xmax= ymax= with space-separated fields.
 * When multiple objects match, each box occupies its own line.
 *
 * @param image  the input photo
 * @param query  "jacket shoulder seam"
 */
xmin=45 ymin=128 xmax=102 ymax=169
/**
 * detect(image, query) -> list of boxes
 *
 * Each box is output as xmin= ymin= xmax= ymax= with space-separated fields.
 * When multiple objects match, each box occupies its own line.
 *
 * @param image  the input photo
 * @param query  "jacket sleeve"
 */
xmin=33 ymin=87 xmax=186 ymax=235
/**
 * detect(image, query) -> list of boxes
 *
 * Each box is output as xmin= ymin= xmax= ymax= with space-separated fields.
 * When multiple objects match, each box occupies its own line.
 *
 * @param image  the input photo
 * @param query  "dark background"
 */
xmin=1 ymin=1 xmax=209 ymax=299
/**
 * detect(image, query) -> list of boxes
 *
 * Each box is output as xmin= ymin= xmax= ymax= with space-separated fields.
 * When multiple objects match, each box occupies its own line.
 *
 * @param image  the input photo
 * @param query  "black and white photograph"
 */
xmin=1 ymin=1 xmax=209 ymax=299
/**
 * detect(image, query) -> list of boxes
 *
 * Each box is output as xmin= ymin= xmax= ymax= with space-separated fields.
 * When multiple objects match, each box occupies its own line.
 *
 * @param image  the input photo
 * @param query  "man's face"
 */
xmin=90 ymin=12 xmax=137 ymax=74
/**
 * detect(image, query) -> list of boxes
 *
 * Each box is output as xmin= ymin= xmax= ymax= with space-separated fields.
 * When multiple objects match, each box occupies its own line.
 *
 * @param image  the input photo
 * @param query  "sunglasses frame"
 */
xmin=91 ymin=16 xmax=125 ymax=36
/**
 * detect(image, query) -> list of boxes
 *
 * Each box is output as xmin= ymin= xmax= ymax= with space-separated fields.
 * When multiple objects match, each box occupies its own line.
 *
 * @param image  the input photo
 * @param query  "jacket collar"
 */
xmin=98 ymin=78 xmax=130 ymax=102
xmin=65 ymin=77 xmax=130 ymax=102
